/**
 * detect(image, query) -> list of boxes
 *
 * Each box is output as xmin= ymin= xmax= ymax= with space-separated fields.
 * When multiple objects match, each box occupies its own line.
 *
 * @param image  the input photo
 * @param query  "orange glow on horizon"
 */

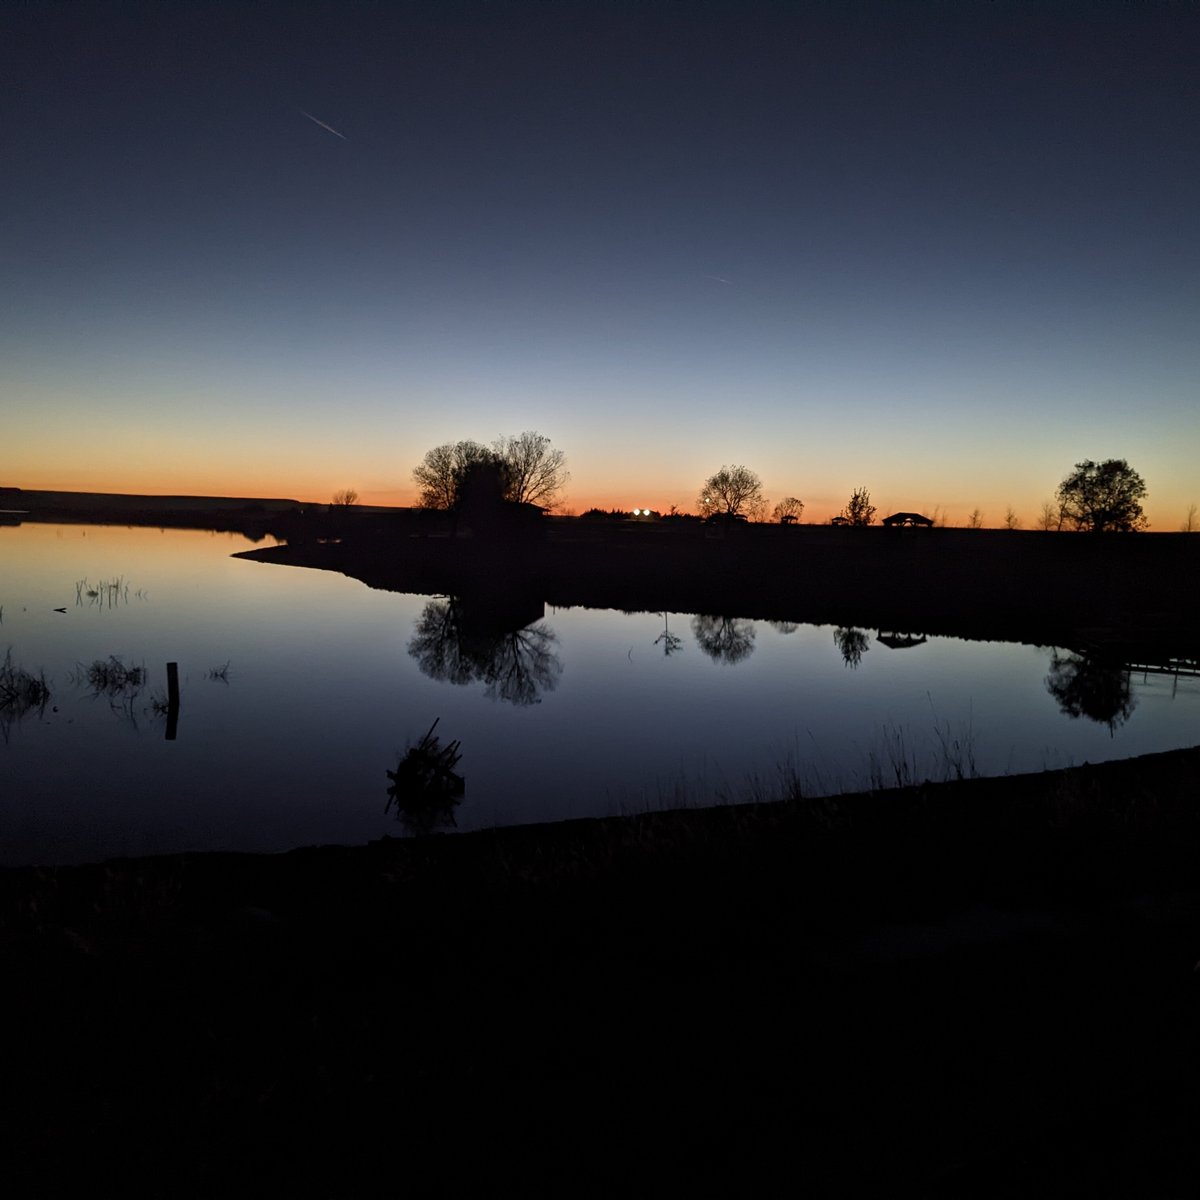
xmin=6 ymin=470 xmax=1192 ymax=533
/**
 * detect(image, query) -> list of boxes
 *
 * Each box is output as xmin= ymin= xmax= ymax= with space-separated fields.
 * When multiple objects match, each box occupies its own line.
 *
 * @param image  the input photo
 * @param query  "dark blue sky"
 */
xmin=4 ymin=1 xmax=1197 ymax=521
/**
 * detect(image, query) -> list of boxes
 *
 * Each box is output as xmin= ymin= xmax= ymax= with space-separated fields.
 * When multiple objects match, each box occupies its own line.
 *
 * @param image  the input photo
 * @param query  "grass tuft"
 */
xmin=0 ymin=649 xmax=51 ymax=740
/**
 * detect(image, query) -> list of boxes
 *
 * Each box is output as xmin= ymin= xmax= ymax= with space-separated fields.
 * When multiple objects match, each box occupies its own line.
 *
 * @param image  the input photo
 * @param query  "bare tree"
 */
xmin=772 ymin=496 xmax=805 ymax=523
xmin=840 ymin=487 xmax=876 ymax=527
xmin=330 ymin=488 xmax=359 ymax=507
xmin=966 ymin=508 xmax=984 ymax=529
xmin=698 ymin=465 xmax=766 ymax=519
xmin=1003 ymin=506 xmax=1021 ymax=530
xmin=1037 ymin=500 xmax=1062 ymax=531
xmin=1056 ymin=459 xmax=1148 ymax=533
xmin=1182 ymin=503 xmax=1198 ymax=533
xmin=493 ymin=431 xmax=570 ymax=509
xmin=412 ymin=440 xmax=497 ymax=509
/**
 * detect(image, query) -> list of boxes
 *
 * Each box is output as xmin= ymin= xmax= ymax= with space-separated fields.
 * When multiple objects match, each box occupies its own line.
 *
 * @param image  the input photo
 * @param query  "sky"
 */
xmin=3 ymin=0 xmax=1197 ymax=526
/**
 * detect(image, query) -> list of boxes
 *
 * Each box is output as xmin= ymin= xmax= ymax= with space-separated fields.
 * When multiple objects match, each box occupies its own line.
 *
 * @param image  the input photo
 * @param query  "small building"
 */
xmin=882 ymin=512 xmax=933 ymax=528
xmin=830 ymin=516 xmax=850 ymax=526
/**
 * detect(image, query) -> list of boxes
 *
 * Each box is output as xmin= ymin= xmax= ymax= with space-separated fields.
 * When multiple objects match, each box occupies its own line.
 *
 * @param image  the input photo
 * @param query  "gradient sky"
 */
xmin=3 ymin=0 xmax=1197 ymax=525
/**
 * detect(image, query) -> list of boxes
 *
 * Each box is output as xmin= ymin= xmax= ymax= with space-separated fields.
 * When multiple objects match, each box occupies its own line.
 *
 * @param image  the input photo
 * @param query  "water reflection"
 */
xmin=73 ymin=656 xmax=148 ymax=725
xmin=654 ymin=613 xmax=684 ymax=657
xmin=0 ymin=650 xmax=50 ymax=743
xmin=1046 ymin=652 xmax=1136 ymax=734
xmin=692 ymin=615 xmax=756 ymax=664
xmin=74 ymin=576 xmax=145 ymax=611
xmin=833 ymin=627 xmax=870 ymax=669
xmin=876 ymin=631 xmax=928 ymax=650
xmin=408 ymin=596 xmax=562 ymax=706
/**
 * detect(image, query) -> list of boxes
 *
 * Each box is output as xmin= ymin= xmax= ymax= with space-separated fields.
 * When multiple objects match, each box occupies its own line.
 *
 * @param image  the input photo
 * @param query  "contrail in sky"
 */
xmin=299 ymin=110 xmax=347 ymax=140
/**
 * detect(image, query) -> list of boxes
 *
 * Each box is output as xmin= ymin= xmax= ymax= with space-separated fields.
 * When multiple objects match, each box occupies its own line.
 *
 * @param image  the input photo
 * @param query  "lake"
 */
xmin=2 ymin=521 xmax=1196 ymax=866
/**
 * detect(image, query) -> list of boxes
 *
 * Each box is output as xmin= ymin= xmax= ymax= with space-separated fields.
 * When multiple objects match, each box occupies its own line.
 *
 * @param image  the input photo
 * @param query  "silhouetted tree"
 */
xmin=772 ymin=496 xmax=804 ymax=523
xmin=1182 ymin=503 xmax=1198 ymax=533
xmin=493 ymin=431 xmax=570 ymax=509
xmin=1056 ymin=459 xmax=1148 ymax=533
xmin=833 ymin=626 xmax=870 ymax=668
xmin=414 ymin=432 xmax=569 ymax=511
xmin=330 ymin=488 xmax=359 ymax=507
xmin=1037 ymin=500 xmax=1063 ymax=531
xmin=413 ymin=441 xmax=499 ymax=509
xmin=691 ymin=615 xmax=756 ymax=664
xmin=966 ymin=508 xmax=984 ymax=529
xmin=1046 ymin=652 xmax=1135 ymax=734
xmin=1004 ymin=506 xmax=1021 ymax=530
xmin=840 ymin=488 xmax=876 ymax=527
xmin=698 ymin=465 xmax=765 ymax=519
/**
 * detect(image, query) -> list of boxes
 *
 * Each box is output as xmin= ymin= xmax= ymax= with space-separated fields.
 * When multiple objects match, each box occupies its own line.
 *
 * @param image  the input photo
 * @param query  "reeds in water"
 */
xmin=0 ymin=649 xmax=51 ymax=740
xmin=76 ymin=656 xmax=146 ymax=696
xmin=0 ymin=649 xmax=51 ymax=712
xmin=74 ymin=577 xmax=141 ymax=610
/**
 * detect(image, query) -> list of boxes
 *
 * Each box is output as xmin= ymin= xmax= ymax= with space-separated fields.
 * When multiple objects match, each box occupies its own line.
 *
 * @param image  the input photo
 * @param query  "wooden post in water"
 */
xmin=166 ymin=661 xmax=180 ymax=741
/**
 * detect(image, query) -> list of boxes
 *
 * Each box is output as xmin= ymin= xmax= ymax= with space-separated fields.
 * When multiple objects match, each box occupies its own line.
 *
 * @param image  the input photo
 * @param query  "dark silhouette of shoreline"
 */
xmin=236 ymin=511 xmax=1200 ymax=657
xmin=3 ymin=746 xmax=1199 ymax=1193
xmin=1 ymin=487 xmax=307 ymax=538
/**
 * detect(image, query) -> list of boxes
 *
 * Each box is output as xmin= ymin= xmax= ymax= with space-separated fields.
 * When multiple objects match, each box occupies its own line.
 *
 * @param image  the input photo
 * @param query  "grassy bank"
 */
xmin=4 ymin=748 xmax=1199 ymax=1193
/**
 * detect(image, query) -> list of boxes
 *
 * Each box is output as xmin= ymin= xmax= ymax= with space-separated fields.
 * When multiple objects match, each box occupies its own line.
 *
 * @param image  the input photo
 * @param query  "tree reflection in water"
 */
xmin=654 ymin=613 xmax=684 ymax=657
xmin=691 ymin=615 xmax=756 ymax=664
xmin=833 ymin=627 xmax=870 ymax=669
xmin=1046 ymin=652 xmax=1136 ymax=734
xmin=408 ymin=597 xmax=562 ymax=706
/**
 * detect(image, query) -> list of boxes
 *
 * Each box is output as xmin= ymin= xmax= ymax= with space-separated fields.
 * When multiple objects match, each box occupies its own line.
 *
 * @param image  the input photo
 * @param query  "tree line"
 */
xmin=697 ymin=458 xmax=1156 ymax=532
xmin=377 ymin=436 xmax=1176 ymax=533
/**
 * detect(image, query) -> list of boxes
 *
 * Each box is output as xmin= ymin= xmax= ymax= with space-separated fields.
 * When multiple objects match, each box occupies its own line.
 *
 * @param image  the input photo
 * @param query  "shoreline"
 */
xmin=239 ymin=516 xmax=1200 ymax=657
xmin=5 ymin=746 xmax=1200 ymax=1191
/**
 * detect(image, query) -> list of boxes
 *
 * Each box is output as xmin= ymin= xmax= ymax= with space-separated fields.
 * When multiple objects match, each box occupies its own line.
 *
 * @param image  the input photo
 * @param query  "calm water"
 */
xmin=2 ymin=522 xmax=1196 ymax=865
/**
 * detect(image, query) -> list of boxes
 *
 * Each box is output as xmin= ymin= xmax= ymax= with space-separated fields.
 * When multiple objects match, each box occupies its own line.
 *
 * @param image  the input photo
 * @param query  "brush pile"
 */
xmin=386 ymin=719 xmax=464 ymax=834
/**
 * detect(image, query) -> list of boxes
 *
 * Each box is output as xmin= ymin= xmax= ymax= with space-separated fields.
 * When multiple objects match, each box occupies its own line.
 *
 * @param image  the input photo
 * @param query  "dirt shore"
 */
xmin=4 ymin=748 xmax=1200 ymax=1194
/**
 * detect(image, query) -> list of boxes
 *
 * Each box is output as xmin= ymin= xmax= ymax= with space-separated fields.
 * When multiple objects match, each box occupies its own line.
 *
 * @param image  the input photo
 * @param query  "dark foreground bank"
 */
xmin=4 ymin=750 xmax=1200 ymax=1195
